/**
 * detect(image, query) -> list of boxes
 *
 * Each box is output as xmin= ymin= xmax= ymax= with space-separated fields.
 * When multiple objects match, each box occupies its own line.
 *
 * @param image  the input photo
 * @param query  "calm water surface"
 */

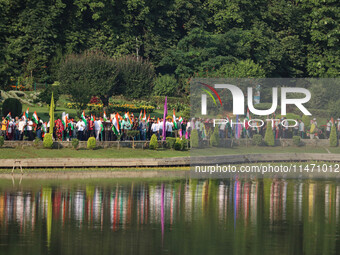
xmin=0 ymin=177 xmax=339 ymax=255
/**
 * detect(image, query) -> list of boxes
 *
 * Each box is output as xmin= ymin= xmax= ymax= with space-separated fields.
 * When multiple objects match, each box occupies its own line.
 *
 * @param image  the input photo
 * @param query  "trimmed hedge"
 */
xmin=174 ymin=138 xmax=187 ymax=151
xmin=72 ymin=138 xmax=79 ymax=149
xmin=0 ymin=136 xmax=4 ymax=147
xmin=210 ymin=125 xmax=219 ymax=147
xmin=43 ymin=133 xmax=54 ymax=148
xmin=87 ymin=137 xmax=96 ymax=149
xmin=252 ymin=134 xmax=263 ymax=146
xmin=330 ymin=125 xmax=338 ymax=147
xmin=190 ymin=129 xmax=199 ymax=148
xmin=149 ymin=134 xmax=158 ymax=150
xmin=264 ymin=123 xmax=275 ymax=146
xmin=2 ymin=98 xmax=22 ymax=117
xmin=166 ymin=137 xmax=176 ymax=149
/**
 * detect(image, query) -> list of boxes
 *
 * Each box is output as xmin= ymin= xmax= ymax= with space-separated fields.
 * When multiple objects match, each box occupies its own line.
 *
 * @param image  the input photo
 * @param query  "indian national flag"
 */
xmin=91 ymin=114 xmax=94 ymax=121
xmin=42 ymin=122 xmax=47 ymax=133
xmin=157 ymin=118 xmax=160 ymax=124
xmin=147 ymin=114 xmax=150 ymax=123
xmin=5 ymin=112 xmax=11 ymax=120
xmin=178 ymin=116 xmax=183 ymax=124
xmin=103 ymin=111 xmax=107 ymax=121
xmin=142 ymin=109 xmax=146 ymax=121
xmin=32 ymin=111 xmax=39 ymax=124
xmin=246 ymin=107 xmax=250 ymax=120
xmin=138 ymin=110 xmax=143 ymax=121
xmin=81 ymin=111 xmax=87 ymax=125
xmin=112 ymin=113 xmax=120 ymax=135
xmin=172 ymin=109 xmax=177 ymax=129
xmin=62 ymin=112 xmax=68 ymax=128
xmin=100 ymin=121 xmax=104 ymax=132
xmin=22 ymin=108 xmax=29 ymax=121
xmin=124 ymin=112 xmax=132 ymax=124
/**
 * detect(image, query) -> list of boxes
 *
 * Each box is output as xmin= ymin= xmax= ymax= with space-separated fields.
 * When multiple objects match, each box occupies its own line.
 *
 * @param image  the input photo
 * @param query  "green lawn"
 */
xmin=1 ymin=145 xmax=339 ymax=159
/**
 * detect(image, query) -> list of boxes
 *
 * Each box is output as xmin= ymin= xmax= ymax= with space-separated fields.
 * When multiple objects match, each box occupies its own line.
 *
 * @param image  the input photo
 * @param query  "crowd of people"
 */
xmin=1 ymin=111 xmax=339 ymax=142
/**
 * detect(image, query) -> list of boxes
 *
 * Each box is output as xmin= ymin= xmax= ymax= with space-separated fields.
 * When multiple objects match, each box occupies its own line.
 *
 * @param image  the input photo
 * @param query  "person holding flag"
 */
xmin=1 ymin=116 xmax=8 ymax=138
xmin=112 ymin=113 xmax=120 ymax=140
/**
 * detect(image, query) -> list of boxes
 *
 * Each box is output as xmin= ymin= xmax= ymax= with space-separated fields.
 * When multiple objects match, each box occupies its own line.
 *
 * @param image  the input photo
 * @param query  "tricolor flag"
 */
xmin=142 ymin=109 xmax=146 ymax=121
xmin=246 ymin=107 xmax=250 ymax=120
xmin=5 ymin=112 xmax=11 ymax=120
xmin=172 ymin=109 xmax=177 ymax=129
xmin=147 ymin=114 xmax=150 ymax=124
xmin=42 ymin=122 xmax=47 ymax=133
xmin=178 ymin=116 xmax=183 ymax=124
xmin=81 ymin=111 xmax=87 ymax=125
xmin=22 ymin=108 xmax=29 ymax=121
xmin=138 ymin=110 xmax=143 ymax=121
xmin=103 ymin=111 xmax=107 ymax=122
xmin=112 ymin=113 xmax=120 ymax=135
xmin=32 ymin=111 xmax=39 ymax=124
xmin=124 ymin=112 xmax=132 ymax=124
xmin=91 ymin=114 xmax=94 ymax=121
xmin=62 ymin=112 xmax=68 ymax=128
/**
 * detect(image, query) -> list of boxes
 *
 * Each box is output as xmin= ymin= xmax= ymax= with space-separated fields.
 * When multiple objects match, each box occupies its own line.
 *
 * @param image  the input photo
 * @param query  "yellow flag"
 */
xmin=49 ymin=92 xmax=55 ymax=134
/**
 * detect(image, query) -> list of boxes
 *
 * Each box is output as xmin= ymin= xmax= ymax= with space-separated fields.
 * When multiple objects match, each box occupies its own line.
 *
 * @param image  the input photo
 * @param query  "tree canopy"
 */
xmin=0 ymin=0 xmax=338 ymax=91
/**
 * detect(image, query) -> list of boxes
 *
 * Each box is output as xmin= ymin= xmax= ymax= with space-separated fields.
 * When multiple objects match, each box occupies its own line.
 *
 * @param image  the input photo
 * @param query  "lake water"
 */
xmin=0 ymin=177 xmax=339 ymax=255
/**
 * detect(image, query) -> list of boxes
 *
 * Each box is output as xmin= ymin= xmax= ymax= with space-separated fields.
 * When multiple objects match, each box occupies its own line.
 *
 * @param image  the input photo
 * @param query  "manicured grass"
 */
xmin=1 ymin=145 xmax=339 ymax=159
xmin=0 ymin=147 xmax=190 ymax=159
xmin=192 ymin=146 xmax=340 ymax=156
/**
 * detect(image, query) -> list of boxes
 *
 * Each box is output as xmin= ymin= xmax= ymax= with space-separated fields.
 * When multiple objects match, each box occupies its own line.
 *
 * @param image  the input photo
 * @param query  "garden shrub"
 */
xmin=330 ymin=125 xmax=338 ymax=147
xmin=293 ymin=136 xmax=301 ymax=146
xmin=190 ymin=129 xmax=199 ymax=148
xmin=33 ymin=137 xmax=41 ymax=147
xmin=166 ymin=137 xmax=176 ymax=149
xmin=43 ymin=133 xmax=54 ymax=148
xmin=87 ymin=137 xmax=96 ymax=150
xmin=72 ymin=138 xmax=79 ymax=149
xmin=252 ymin=134 xmax=263 ymax=146
xmin=173 ymin=138 xmax=187 ymax=151
xmin=149 ymin=134 xmax=158 ymax=150
xmin=264 ymin=123 xmax=275 ymax=146
xmin=0 ymin=136 xmax=4 ymax=147
xmin=2 ymin=98 xmax=22 ymax=117
xmin=210 ymin=125 xmax=219 ymax=147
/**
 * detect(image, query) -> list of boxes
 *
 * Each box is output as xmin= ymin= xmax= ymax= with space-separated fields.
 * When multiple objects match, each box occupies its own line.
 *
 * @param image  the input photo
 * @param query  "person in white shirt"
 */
xmin=18 ymin=117 xmax=26 ymax=140
xmin=151 ymin=120 xmax=159 ymax=137
xmin=26 ymin=118 xmax=34 ymax=141
xmin=326 ymin=119 xmax=332 ymax=138
xmin=94 ymin=117 xmax=102 ymax=141
xmin=166 ymin=119 xmax=173 ymax=137
xmin=76 ymin=119 xmax=85 ymax=141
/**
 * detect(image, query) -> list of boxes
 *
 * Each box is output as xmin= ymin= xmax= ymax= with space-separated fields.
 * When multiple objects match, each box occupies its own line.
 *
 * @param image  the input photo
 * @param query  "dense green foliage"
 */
xmin=43 ymin=134 xmax=54 ymax=149
xmin=252 ymin=134 xmax=263 ymax=146
xmin=59 ymin=51 xmax=118 ymax=108
xmin=166 ymin=137 xmax=176 ymax=149
xmin=2 ymin=98 xmax=22 ymax=117
xmin=174 ymin=138 xmax=187 ymax=151
xmin=153 ymin=74 xmax=178 ymax=97
xmin=0 ymin=0 xmax=338 ymax=91
xmin=87 ymin=137 xmax=96 ymax=150
xmin=329 ymin=125 xmax=338 ymax=147
xmin=0 ymin=136 xmax=4 ymax=147
xmin=264 ymin=123 xmax=275 ymax=146
xmin=149 ymin=134 xmax=158 ymax=150
xmin=38 ymin=84 xmax=60 ymax=107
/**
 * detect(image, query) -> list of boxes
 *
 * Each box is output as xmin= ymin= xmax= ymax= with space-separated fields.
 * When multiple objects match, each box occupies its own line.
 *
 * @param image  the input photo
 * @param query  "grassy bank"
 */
xmin=0 ymin=146 xmax=339 ymax=159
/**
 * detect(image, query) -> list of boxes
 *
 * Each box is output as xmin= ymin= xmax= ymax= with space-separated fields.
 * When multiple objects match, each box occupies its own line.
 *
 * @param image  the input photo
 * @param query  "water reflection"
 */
xmin=0 ymin=178 xmax=339 ymax=255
